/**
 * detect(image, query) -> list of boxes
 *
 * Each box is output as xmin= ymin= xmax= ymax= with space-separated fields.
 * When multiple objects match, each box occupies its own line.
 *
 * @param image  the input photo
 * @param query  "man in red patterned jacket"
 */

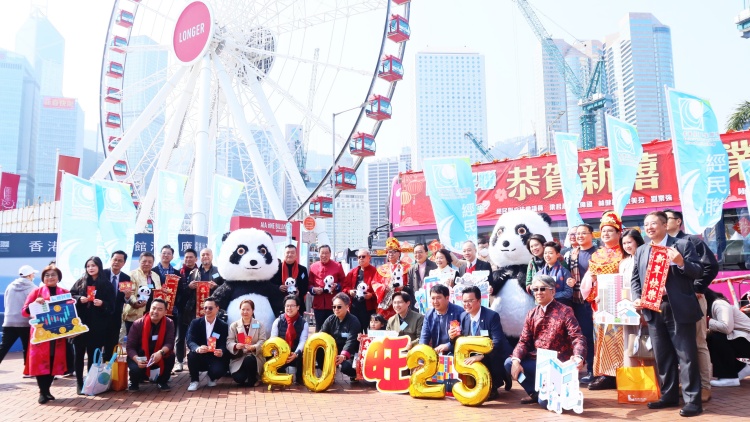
xmin=505 ymin=274 xmax=587 ymax=405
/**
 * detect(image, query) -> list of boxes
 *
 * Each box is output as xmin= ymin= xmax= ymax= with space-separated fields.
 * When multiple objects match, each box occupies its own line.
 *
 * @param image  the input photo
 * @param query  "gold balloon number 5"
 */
xmin=262 ymin=337 xmax=293 ymax=387
xmin=406 ymin=344 xmax=445 ymax=399
xmin=452 ymin=336 xmax=493 ymax=406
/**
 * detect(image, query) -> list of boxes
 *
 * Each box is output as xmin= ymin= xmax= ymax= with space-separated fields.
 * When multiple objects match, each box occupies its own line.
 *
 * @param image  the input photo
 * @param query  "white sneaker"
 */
xmin=174 ymin=362 xmax=183 ymax=372
xmin=187 ymin=381 xmax=199 ymax=391
xmin=710 ymin=378 xmax=740 ymax=387
xmin=207 ymin=379 xmax=217 ymax=387
xmin=738 ymin=364 xmax=750 ymax=380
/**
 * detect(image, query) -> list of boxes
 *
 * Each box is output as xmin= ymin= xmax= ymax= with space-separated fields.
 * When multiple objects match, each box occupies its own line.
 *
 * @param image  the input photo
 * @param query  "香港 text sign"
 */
xmin=399 ymin=134 xmax=750 ymax=227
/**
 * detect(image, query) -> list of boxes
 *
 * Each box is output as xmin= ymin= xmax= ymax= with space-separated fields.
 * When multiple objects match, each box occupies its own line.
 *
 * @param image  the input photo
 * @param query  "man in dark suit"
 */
xmin=275 ymin=244 xmax=309 ymax=312
xmin=452 ymin=286 xmax=512 ymax=400
xmin=665 ymin=209 xmax=719 ymax=402
xmin=185 ymin=297 xmax=229 ymax=391
xmin=631 ymin=211 xmax=703 ymax=417
xmin=103 ymin=250 xmax=131 ymax=360
xmin=407 ymin=243 xmax=438 ymax=293
xmin=458 ymin=241 xmax=493 ymax=280
xmin=419 ymin=284 xmax=463 ymax=354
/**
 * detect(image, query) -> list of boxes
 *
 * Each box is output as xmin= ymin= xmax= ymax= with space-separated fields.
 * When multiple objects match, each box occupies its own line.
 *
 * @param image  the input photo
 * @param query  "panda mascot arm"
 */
xmin=213 ymin=229 xmax=286 ymax=337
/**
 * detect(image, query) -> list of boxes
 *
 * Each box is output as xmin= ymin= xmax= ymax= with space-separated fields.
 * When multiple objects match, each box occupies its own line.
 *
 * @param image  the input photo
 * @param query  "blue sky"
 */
xmin=1 ymin=0 xmax=748 ymax=157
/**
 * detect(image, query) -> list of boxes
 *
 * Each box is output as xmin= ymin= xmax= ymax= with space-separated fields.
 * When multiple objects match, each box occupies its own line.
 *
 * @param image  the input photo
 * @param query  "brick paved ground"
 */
xmin=0 ymin=352 xmax=747 ymax=422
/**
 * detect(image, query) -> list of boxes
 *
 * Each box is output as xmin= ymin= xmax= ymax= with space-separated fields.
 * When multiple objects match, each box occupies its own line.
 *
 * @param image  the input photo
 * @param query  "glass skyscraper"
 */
xmin=14 ymin=12 xmax=64 ymax=96
xmin=605 ymin=13 xmax=675 ymax=142
xmin=414 ymin=51 xmax=488 ymax=169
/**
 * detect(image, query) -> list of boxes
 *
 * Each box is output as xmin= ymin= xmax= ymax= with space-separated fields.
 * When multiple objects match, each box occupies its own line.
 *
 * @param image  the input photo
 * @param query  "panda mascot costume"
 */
xmin=488 ymin=210 xmax=553 ymax=345
xmin=213 ymin=228 xmax=284 ymax=337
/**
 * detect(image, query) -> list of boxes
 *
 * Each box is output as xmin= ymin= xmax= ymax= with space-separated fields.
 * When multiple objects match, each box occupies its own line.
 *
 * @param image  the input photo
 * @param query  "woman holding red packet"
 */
xmin=227 ymin=299 xmax=267 ymax=386
xmin=69 ymin=256 xmax=116 ymax=395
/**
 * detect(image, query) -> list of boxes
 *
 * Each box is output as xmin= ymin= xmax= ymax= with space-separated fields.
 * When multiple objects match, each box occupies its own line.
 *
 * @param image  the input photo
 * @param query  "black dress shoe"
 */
xmin=157 ymin=382 xmax=171 ymax=391
xmin=588 ymin=376 xmax=617 ymax=390
xmin=128 ymin=382 xmax=139 ymax=391
xmin=647 ymin=400 xmax=680 ymax=409
xmin=680 ymin=404 xmax=703 ymax=417
xmin=487 ymin=389 xmax=500 ymax=401
xmin=44 ymin=393 xmax=55 ymax=400
xmin=38 ymin=394 xmax=49 ymax=404
xmin=520 ymin=392 xmax=539 ymax=404
xmin=504 ymin=372 xmax=513 ymax=391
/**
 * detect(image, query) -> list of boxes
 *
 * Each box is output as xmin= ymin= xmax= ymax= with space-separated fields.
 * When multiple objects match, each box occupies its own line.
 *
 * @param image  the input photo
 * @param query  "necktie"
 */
xmin=112 ymin=273 xmax=118 ymax=290
xmin=472 ymin=320 xmax=478 ymax=336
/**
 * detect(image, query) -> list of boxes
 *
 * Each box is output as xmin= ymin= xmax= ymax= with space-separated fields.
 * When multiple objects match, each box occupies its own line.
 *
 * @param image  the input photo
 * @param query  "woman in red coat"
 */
xmin=21 ymin=265 xmax=69 ymax=404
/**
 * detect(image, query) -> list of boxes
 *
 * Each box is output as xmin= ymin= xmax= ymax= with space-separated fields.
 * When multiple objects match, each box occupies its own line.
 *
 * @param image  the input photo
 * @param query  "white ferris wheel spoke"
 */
xmin=262 ymin=0 xmax=388 ymax=35
xmin=92 ymin=65 xmax=188 ymax=180
xmin=192 ymin=55 xmax=215 ymax=235
xmin=134 ymin=63 xmax=202 ymax=232
xmin=234 ymin=44 xmax=371 ymax=76
xmin=246 ymin=76 xmax=310 ymax=206
xmin=120 ymin=44 xmax=171 ymax=54
xmin=213 ymin=56 xmax=287 ymax=220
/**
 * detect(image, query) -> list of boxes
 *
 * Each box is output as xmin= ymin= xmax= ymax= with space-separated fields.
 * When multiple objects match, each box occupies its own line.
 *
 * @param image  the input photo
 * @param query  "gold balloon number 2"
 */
xmin=406 ymin=337 xmax=493 ymax=406
xmin=262 ymin=337 xmax=293 ymax=387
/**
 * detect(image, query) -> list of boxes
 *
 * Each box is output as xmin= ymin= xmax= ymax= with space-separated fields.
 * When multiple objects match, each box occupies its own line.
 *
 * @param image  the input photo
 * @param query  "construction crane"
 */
xmin=513 ymin=0 xmax=607 ymax=150
xmin=464 ymin=132 xmax=495 ymax=162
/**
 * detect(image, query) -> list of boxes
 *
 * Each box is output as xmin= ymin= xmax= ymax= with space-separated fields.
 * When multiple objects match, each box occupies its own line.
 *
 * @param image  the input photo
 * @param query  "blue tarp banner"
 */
xmin=605 ymin=115 xmax=643 ymax=217
xmin=208 ymin=174 xmax=244 ymax=258
xmin=155 ymin=170 xmax=188 ymax=267
xmin=57 ymin=174 xmax=99 ymax=288
xmin=423 ymin=157 xmax=477 ymax=252
xmin=666 ymin=88 xmax=730 ymax=234
xmin=95 ymin=180 xmax=136 ymax=264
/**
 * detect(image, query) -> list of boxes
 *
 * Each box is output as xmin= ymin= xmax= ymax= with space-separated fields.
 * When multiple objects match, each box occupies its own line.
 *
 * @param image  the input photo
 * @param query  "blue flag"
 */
xmin=666 ymin=88 xmax=730 ymax=234
xmin=423 ymin=157 xmax=477 ymax=252
xmin=95 ymin=180 xmax=136 ymax=262
xmin=605 ymin=115 xmax=643 ymax=217
xmin=554 ymin=133 xmax=584 ymax=226
xmin=155 ymin=170 xmax=188 ymax=266
xmin=57 ymin=174 xmax=100 ymax=288
xmin=208 ymin=174 xmax=244 ymax=257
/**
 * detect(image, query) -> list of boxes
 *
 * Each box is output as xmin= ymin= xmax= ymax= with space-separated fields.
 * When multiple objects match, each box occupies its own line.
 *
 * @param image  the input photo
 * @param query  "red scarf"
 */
xmin=285 ymin=313 xmax=299 ymax=348
xmin=141 ymin=315 xmax=167 ymax=377
xmin=282 ymin=261 xmax=299 ymax=282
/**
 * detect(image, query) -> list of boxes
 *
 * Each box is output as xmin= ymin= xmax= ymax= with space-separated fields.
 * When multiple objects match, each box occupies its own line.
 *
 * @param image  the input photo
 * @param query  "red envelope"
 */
xmin=450 ymin=320 xmax=460 ymax=330
xmin=237 ymin=333 xmax=246 ymax=345
xmin=207 ymin=337 xmax=216 ymax=352
xmin=244 ymin=335 xmax=253 ymax=345
xmin=118 ymin=281 xmax=132 ymax=292
xmin=87 ymin=286 xmax=96 ymax=301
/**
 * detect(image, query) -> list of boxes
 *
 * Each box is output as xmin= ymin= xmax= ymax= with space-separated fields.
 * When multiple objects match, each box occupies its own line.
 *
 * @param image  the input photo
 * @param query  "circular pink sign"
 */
xmin=173 ymin=1 xmax=213 ymax=64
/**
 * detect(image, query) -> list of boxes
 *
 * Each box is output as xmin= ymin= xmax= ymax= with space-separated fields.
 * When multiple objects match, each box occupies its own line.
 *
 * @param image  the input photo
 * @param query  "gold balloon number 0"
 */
xmin=406 ymin=337 xmax=493 ymax=406
xmin=302 ymin=332 xmax=337 ymax=392
xmin=262 ymin=337 xmax=293 ymax=387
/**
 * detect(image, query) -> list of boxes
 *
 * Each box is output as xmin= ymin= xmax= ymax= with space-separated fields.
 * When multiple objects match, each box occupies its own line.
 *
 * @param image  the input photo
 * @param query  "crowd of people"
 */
xmin=0 ymin=209 xmax=749 ymax=417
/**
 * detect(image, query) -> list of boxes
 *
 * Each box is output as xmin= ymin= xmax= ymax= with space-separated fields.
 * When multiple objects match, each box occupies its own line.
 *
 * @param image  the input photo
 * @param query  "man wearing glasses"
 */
xmin=451 ymin=286 xmax=512 ymax=400
xmin=186 ymin=297 xmax=229 ymax=391
xmin=505 ymin=274 xmax=586 ymax=405
xmin=345 ymin=249 xmax=378 ymax=333
xmin=407 ymin=243 xmax=437 ymax=293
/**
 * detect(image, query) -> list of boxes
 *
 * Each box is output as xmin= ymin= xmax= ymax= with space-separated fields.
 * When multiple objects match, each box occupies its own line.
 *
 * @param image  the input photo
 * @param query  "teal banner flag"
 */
xmin=155 ymin=170 xmax=188 ymax=266
xmin=423 ymin=157 xmax=477 ymax=252
xmin=605 ymin=115 xmax=643 ymax=217
xmin=57 ymin=174 xmax=99 ymax=288
xmin=208 ymin=174 xmax=244 ymax=257
xmin=666 ymin=88 xmax=730 ymax=234
xmin=554 ymin=133 xmax=584 ymax=226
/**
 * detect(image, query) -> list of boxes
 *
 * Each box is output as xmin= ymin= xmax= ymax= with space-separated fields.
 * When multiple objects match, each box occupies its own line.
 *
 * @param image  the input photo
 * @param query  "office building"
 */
xmin=323 ymin=189 xmax=370 ymax=254
xmin=14 ymin=11 xmax=64 ymax=96
xmin=604 ymin=13 xmax=675 ymax=142
xmin=366 ymin=157 xmax=399 ymax=248
xmin=414 ymin=51 xmax=488 ymax=169
xmin=0 ymin=49 xmax=39 ymax=205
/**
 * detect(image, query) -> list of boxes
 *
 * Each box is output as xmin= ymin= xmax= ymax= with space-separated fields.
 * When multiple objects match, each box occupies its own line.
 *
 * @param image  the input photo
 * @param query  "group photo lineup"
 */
xmin=1 ymin=0 xmax=750 ymax=420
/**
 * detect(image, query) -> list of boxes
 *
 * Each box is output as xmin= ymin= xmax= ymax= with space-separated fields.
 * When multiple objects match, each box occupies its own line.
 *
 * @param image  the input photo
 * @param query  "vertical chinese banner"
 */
xmin=57 ymin=174 xmax=100 ymax=288
xmin=94 ymin=180 xmax=136 ymax=262
xmin=554 ymin=133 xmax=584 ymax=226
xmin=208 ymin=174 xmax=244 ymax=258
xmin=423 ymin=157 xmax=477 ymax=252
xmin=666 ymin=88 xmax=730 ymax=234
xmin=54 ymin=154 xmax=81 ymax=201
xmin=0 ymin=172 xmax=21 ymax=210
xmin=605 ymin=115 xmax=643 ymax=217
xmin=155 ymin=171 xmax=188 ymax=267
xmin=742 ymin=160 xmax=750 ymax=210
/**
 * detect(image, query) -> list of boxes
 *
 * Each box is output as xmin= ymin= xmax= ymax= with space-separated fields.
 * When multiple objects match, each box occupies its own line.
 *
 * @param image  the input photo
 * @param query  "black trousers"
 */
xmin=187 ymin=351 xmax=228 ymax=382
xmin=36 ymin=374 xmax=54 ymax=395
xmin=231 ymin=355 xmax=259 ymax=385
xmin=175 ymin=322 xmax=190 ymax=363
xmin=0 ymin=326 xmax=30 ymax=365
xmin=279 ymin=353 xmax=304 ymax=383
xmin=707 ymin=332 xmax=750 ymax=379
xmin=313 ymin=309 xmax=333 ymax=332
xmin=648 ymin=300 xmax=701 ymax=405
xmin=103 ymin=321 xmax=122 ymax=361
xmin=572 ymin=301 xmax=594 ymax=372
xmin=316 ymin=349 xmax=355 ymax=377
xmin=73 ymin=336 xmax=105 ymax=387
xmin=351 ymin=302 xmax=373 ymax=334
xmin=483 ymin=350 xmax=508 ymax=389
xmin=128 ymin=354 xmax=175 ymax=385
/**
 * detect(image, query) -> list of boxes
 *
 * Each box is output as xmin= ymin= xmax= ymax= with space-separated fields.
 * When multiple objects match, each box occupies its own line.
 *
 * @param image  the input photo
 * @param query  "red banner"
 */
xmin=0 ymin=172 xmax=21 ymax=210
xmin=398 ymin=132 xmax=750 ymax=229
xmin=641 ymin=246 xmax=670 ymax=312
xmin=54 ymin=155 xmax=81 ymax=201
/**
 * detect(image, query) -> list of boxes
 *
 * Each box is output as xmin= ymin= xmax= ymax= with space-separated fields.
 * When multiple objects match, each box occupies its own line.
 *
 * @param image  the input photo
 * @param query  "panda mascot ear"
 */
xmin=221 ymin=231 xmax=231 ymax=242
xmin=538 ymin=212 xmax=553 ymax=226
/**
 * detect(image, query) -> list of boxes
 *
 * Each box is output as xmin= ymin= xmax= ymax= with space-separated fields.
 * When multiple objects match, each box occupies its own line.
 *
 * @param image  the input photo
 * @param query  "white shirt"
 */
xmin=205 ymin=317 xmax=217 ymax=342
xmin=418 ymin=261 xmax=427 ymax=280
xmin=469 ymin=311 xmax=481 ymax=334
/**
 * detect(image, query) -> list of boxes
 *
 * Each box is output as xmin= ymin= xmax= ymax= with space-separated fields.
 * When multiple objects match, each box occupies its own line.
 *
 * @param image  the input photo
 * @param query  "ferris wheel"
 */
xmin=93 ymin=0 xmax=411 ymax=234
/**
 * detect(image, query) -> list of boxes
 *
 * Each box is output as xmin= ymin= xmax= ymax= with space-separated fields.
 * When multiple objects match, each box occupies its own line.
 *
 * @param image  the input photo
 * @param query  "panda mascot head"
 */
xmin=213 ymin=228 xmax=284 ymax=337
xmin=488 ymin=210 xmax=553 ymax=339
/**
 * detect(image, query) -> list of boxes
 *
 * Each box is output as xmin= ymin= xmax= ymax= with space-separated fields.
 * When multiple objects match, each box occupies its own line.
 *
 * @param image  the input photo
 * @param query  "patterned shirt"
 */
xmin=512 ymin=300 xmax=587 ymax=362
